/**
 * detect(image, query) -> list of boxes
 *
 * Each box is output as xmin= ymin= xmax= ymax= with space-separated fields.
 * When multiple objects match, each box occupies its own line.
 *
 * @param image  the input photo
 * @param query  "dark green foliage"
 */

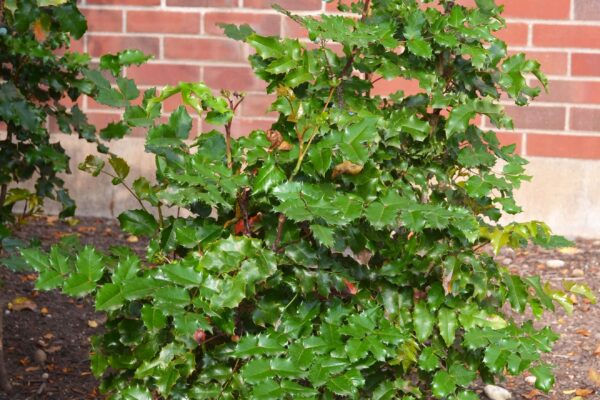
xmin=0 ymin=0 xmax=148 ymax=236
xmin=22 ymin=0 xmax=595 ymax=399
xmin=0 ymin=0 xmax=93 ymax=227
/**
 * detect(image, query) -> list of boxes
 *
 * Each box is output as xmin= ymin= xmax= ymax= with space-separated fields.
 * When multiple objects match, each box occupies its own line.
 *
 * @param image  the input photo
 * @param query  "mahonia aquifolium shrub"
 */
xmin=22 ymin=0 xmax=596 ymax=398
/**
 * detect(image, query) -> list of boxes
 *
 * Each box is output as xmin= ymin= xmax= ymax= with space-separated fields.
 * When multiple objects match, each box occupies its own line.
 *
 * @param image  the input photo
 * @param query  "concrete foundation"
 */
xmin=42 ymin=136 xmax=156 ymax=218
xmin=41 ymin=137 xmax=600 ymax=238
xmin=509 ymin=157 xmax=600 ymax=238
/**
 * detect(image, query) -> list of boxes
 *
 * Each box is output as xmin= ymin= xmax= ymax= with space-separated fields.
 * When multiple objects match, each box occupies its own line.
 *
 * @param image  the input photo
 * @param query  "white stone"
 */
xmin=546 ymin=259 xmax=566 ymax=269
xmin=525 ymin=376 xmax=537 ymax=385
xmin=572 ymin=268 xmax=585 ymax=277
xmin=483 ymin=385 xmax=512 ymax=400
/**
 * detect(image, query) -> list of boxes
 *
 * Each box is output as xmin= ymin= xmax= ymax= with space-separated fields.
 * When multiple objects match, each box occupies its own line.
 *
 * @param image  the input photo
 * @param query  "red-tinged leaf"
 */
xmin=344 ymin=279 xmax=358 ymax=295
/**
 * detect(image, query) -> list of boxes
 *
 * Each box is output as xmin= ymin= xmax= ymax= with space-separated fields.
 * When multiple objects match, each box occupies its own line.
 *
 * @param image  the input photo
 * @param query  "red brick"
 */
xmin=127 ymin=63 xmax=200 ymax=86
xmin=82 ymin=9 xmax=122 ymax=33
xmin=495 ymin=23 xmax=529 ymax=47
xmin=68 ymin=38 xmax=84 ymax=53
xmin=88 ymin=0 xmax=159 ymax=5
xmin=230 ymin=118 xmax=274 ymax=138
xmin=87 ymin=96 xmax=118 ymax=112
xmin=537 ymin=80 xmax=600 ymax=104
xmin=527 ymin=133 xmax=600 ymax=160
xmin=496 ymin=131 xmax=523 ymax=154
xmin=283 ymin=18 xmax=308 ymax=38
xmin=166 ymin=0 xmax=236 ymax=7
xmin=87 ymin=35 xmax=160 ymax=58
xmin=533 ymin=25 xmax=600 ymax=49
xmin=516 ymin=51 xmax=568 ymax=76
xmin=504 ymin=105 xmax=566 ymax=130
xmin=499 ymin=0 xmax=570 ymax=19
xmin=127 ymin=11 xmax=200 ymax=34
xmin=204 ymin=12 xmax=281 ymax=37
xmin=78 ymin=112 xmax=121 ymax=131
xmin=244 ymin=0 xmax=322 ymax=11
xmin=457 ymin=0 xmax=570 ymax=19
xmin=164 ymin=38 xmax=247 ymax=62
xmin=574 ymin=0 xmax=600 ymax=21
xmin=572 ymin=53 xmax=600 ymax=77
xmin=372 ymin=77 xmax=421 ymax=97
xmin=204 ymin=66 xmax=266 ymax=92
xmin=239 ymin=94 xmax=277 ymax=118
xmin=570 ymin=108 xmax=600 ymax=132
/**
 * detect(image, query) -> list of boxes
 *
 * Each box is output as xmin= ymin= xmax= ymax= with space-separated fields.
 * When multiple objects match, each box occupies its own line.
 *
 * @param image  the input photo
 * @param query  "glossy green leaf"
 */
xmin=432 ymin=370 xmax=456 ymax=398
xmin=531 ymin=364 xmax=555 ymax=393
xmin=118 ymin=210 xmax=159 ymax=236
xmin=253 ymin=161 xmax=286 ymax=195
xmin=95 ymin=283 xmax=124 ymax=311
xmin=438 ymin=307 xmax=458 ymax=346
xmin=413 ymin=302 xmax=435 ymax=342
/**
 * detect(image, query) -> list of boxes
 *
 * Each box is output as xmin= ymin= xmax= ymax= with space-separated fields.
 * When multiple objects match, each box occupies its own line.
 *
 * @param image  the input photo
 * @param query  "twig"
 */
xmin=36 ymin=381 xmax=46 ymax=396
xmin=0 ymin=299 xmax=12 ymax=393
xmin=224 ymin=93 xmax=245 ymax=170
xmin=224 ymin=122 xmax=233 ymax=169
xmin=0 ymin=184 xmax=6 ymax=209
xmin=238 ymin=188 xmax=251 ymax=236
xmin=99 ymin=171 xmax=148 ymax=213
xmin=339 ymin=0 xmax=372 ymax=78
xmin=217 ymin=359 xmax=241 ymax=400
xmin=271 ymin=214 xmax=287 ymax=252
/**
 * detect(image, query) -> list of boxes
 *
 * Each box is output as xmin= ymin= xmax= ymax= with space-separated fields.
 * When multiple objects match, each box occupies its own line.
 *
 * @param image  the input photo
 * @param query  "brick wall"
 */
xmin=76 ymin=0 xmax=600 ymax=159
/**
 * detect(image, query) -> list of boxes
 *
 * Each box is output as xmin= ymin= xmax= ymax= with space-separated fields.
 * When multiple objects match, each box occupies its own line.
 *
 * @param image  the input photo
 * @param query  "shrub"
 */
xmin=0 ymin=0 xmax=92 ymax=231
xmin=0 ymin=0 xmax=149 ymax=238
xmin=22 ymin=0 xmax=595 ymax=399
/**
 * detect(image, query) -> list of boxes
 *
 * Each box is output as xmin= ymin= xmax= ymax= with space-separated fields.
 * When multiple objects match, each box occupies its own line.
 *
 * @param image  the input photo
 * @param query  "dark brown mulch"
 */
xmin=0 ymin=216 xmax=146 ymax=400
xmin=0 ymin=216 xmax=599 ymax=399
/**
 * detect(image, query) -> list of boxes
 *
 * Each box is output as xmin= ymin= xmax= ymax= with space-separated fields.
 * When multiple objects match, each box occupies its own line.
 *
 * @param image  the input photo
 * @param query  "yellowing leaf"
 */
xmin=9 ymin=296 xmax=37 ymax=312
xmin=588 ymin=368 xmax=600 ymax=387
xmin=277 ymin=141 xmax=293 ymax=151
xmin=559 ymin=247 xmax=581 ymax=255
xmin=575 ymin=329 xmax=591 ymax=337
xmin=575 ymin=388 xmax=594 ymax=397
xmin=32 ymin=20 xmax=48 ymax=42
xmin=332 ymin=161 xmax=363 ymax=178
xmin=37 ymin=0 xmax=69 ymax=6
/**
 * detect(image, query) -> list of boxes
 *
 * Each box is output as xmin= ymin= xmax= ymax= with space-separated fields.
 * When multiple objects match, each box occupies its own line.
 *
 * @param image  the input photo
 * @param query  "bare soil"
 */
xmin=0 ymin=216 xmax=598 ymax=399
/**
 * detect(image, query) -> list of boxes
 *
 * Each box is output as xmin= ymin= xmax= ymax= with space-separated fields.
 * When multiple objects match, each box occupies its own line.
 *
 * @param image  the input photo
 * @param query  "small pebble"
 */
xmin=525 ymin=376 xmax=537 ymax=385
xmin=34 ymin=349 xmax=47 ymax=365
xmin=42 ymin=373 xmax=49 ymax=380
xmin=572 ymin=268 xmax=585 ymax=277
xmin=484 ymin=385 xmax=512 ymax=400
xmin=546 ymin=259 xmax=566 ymax=269
xmin=501 ymin=258 xmax=512 ymax=266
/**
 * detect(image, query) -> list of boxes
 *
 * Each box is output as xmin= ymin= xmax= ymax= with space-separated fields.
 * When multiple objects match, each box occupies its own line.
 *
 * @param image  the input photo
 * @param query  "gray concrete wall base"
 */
xmin=506 ymin=157 xmax=600 ymax=239
xmin=42 ymin=136 xmax=156 ymax=218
